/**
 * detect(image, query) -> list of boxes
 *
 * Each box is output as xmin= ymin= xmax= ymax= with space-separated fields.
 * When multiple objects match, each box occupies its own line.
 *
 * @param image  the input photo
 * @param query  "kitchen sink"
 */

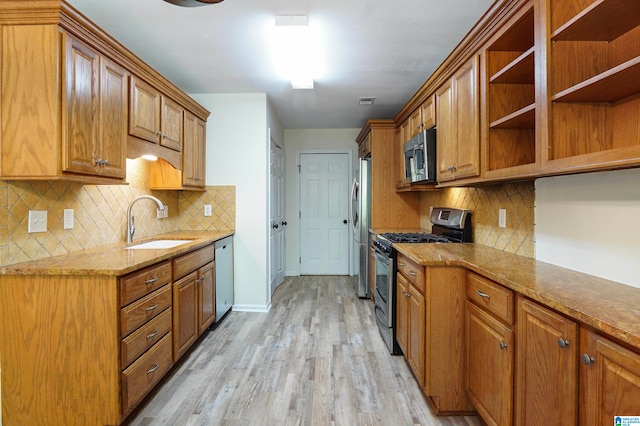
xmin=125 ymin=240 xmax=193 ymax=250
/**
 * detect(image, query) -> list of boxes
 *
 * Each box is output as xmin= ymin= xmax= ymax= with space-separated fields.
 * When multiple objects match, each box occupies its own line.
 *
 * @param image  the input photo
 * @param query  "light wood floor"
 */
xmin=127 ymin=275 xmax=481 ymax=426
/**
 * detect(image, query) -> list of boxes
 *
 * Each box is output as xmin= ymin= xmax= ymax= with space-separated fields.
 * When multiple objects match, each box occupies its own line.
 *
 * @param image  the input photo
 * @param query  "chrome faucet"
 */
xmin=126 ymin=195 xmax=166 ymax=243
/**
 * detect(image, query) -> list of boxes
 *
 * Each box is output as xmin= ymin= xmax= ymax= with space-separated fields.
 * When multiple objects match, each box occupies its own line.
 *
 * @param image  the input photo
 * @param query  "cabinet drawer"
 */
xmin=121 ymin=285 xmax=172 ymax=337
xmin=121 ymin=333 xmax=173 ymax=415
xmin=466 ymin=272 xmax=514 ymax=324
xmin=120 ymin=260 xmax=171 ymax=307
xmin=173 ymin=244 xmax=214 ymax=280
xmin=121 ymin=309 xmax=172 ymax=369
xmin=397 ymin=253 xmax=425 ymax=293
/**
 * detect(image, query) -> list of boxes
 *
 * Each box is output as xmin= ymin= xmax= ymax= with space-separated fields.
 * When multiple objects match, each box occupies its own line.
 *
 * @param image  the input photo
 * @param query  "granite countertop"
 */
xmin=393 ymin=242 xmax=640 ymax=349
xmin=0 ymin=230 xmax=234 ymax=277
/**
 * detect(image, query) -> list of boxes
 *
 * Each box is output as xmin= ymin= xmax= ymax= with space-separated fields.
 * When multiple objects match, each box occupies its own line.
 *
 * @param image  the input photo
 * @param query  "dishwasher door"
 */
xmin=214 ymin=236 xmax=234 ymax=322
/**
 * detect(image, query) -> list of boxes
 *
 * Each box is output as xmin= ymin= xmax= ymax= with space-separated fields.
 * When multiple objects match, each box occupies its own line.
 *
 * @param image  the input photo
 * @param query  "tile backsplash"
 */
xmin=0 ymin=159 xmax=235 ymax=266
xmin=420 ymin=181 xmax=535 ymax=258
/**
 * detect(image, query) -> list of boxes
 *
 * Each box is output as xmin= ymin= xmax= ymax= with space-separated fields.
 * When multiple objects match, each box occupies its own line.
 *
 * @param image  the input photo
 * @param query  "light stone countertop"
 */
xmin=0 ymin=230 xmax=234 ymax=277
xmin=393 ymin=242 xmax=640 ymax=349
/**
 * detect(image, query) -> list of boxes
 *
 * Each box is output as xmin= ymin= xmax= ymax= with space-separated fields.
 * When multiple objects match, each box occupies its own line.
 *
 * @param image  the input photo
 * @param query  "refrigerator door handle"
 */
xmin=350 ymin=176 xmax=359 ymax=241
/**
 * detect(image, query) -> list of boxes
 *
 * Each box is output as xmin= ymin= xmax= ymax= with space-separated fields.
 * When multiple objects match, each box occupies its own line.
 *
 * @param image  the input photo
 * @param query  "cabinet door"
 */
xmin=396 ymin=272 xmax=409 ymax=355
xmin=466 ymin=301 xmax=514 ymax=426
xmin=452 ymin=55 xmax=480 ymax=180
xmin=408 ymin=283 xmax=426 ymax=388
xmin=183 ymin=111 xmax=206 ymax=187
xmin=421 ymin=95 xmax=436 ymax=129
xmin=197 ymin=261 xmax=216 ymax=334
xmin=173 ymin=272 xmax=198 ymax=360
xmin=129 ymin=76 xmax=161 ymax=143
xmin=395 ymin=125 xmax=408 ymax=189
xmin=63 ymin=36 xmax=99 ymax=175
xmin=408 ymin=108 xmax=422 ymax=139
xmin=580 ymin=329 xmax=640 ymax=425
xmin=436 ymin=79 xmax=456 ymax=181
xmin=516 ymin=297 xmax=578 ymax=426
xmin=160 ymin=96 xmax=183 ymax=151
xmin=98 ymin=57 xmax=127 ymax=179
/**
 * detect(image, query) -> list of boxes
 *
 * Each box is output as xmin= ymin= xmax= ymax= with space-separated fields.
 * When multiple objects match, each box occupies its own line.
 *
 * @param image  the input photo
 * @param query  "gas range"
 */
xmin=373 ymin=232 xmax=452 ymax=256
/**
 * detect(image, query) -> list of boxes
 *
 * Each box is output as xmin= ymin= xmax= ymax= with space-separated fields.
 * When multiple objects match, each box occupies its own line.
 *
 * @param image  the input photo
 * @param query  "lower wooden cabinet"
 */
xmin=515 ymin=297 xmax=578 ymax=426
xmin=173 ymin=271 xmax=199 ymax=360
xmin=396 ymin=272 xmax=409 ymax=354
xmin=407 ymin=281 xmax=426 ymax=387
xmin=580 ymin=328 xmax=640 ymax=425
xmin=466 ymin=300 xmax=514 ymax=426
xmin=197 ymin=260 xmax=216 ymax=334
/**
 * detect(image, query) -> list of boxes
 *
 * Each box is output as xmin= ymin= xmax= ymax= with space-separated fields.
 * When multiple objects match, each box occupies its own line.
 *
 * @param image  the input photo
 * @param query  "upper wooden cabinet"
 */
xmin=543 ymin=0 xmax=640 ymax=174
xmin=483 ymin=3 xmax=539 ymax=181
xmin=0 ymin=1 xmax=209 ymax=185
xmin=129 ymin=76 xmax=184 ymax=152
xmin=436 ymin=55 xmax=481 ymax=182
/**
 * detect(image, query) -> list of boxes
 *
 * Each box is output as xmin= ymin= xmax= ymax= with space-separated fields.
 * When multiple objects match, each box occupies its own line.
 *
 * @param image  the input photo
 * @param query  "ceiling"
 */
xmin=67 ymin=0 xmax=494 ymax=129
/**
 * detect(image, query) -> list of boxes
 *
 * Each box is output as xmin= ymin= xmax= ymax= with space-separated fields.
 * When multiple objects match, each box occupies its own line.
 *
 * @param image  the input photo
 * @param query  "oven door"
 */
xmin=373 ymin=247 xmax=393 ymax=327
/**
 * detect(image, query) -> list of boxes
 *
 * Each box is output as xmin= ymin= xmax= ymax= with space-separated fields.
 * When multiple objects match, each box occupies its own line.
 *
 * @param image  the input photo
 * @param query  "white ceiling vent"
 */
xmin=358 ymin=97 xmax=376 ymax=105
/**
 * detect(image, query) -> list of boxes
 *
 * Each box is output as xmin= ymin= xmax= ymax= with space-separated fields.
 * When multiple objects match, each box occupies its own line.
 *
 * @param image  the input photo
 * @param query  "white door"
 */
xmin=270 ymin=140 xmax=286 ymax=294
xmin=299 ymin=153 xmax=350 ymax=275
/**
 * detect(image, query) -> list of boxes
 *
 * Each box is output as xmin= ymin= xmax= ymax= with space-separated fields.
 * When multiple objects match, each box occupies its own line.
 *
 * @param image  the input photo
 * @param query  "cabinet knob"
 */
xmin=104 ymin=159 xmax=109 ymax=166
xmin=95 ymin=158 xmax=104 ymax=166
xmin=557 ymin=338 xmax=570 ymax=348
xmin=156 ymin=131 xmax=162 ymax=137
xmin=499 ymin=341 xmax=508 ymax=350
xmin=581 ymin=353 xmax=595 ymax=365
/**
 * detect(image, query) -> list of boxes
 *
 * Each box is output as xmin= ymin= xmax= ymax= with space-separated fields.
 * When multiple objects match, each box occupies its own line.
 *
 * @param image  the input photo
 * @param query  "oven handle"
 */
xmin=374 ymin=247 xmax=393 ymax=267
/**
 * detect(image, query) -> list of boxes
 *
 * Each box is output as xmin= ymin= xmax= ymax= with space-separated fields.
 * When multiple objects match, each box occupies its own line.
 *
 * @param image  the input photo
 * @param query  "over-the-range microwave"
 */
xmin=403 ymin=128 xmax=436 ymax=184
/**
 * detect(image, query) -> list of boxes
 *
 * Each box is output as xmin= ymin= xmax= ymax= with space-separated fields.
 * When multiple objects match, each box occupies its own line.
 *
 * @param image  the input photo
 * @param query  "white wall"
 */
xmin=192 ymin=93 xmax=277 ymax=311
xmin=535 ymin=168 xmax=640 ymax=289
xmin=283 ymin=128 xmax=360 ymax=276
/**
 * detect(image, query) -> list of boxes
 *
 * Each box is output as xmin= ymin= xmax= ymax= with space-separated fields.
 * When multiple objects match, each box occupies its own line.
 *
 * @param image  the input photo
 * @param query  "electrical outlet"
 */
xmin=28 ymin=210 xmax=47 ymax=233
xmin=498 ymin=208 xmax=507 ymax=228
xmin=204 ymin=204 xmax=212 ymax=217
xmin=157 ymin=205 xmax=168 ymax=219
xmin=63 ymin=209 xmax=74 ymax=230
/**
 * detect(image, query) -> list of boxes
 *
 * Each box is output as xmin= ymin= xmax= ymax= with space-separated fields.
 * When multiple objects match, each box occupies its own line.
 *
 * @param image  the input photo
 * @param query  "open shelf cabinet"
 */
xmin=484 ymin=3 xmax=538 ymax=176
xmin=546 ymin=0 xmax=640 ymax=172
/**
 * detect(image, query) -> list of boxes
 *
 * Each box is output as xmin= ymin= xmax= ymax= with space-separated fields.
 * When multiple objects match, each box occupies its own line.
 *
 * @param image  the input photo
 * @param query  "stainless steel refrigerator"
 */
xmin=350 ymin=156 xmax=371 ymax=298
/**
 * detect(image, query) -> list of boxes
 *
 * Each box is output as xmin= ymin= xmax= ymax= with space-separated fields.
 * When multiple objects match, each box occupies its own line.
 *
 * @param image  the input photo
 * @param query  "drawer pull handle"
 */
xmin=147 ymin=364 xmax=159 ymax=374
xmin=398 ymin=262 xmax=405 ymax=267
xmin=477 ymin=290 xmax=491 ymax=299
xmin=145 ymin=277 xmax=159 ymax=285
xmin=499 ymin=341 xmax=508 ymax=350
xmin=557 ymin=338 xmax=570 ymax=349
xmin=582 ymin=354 xmax=595 ymax=366
xmin=146 ymin=304 xmax=158 ymax=312
xmin=146 ymin=330 xmax=159 ymax=340
xmin=408 ymin=271 xmax=417 ymax=277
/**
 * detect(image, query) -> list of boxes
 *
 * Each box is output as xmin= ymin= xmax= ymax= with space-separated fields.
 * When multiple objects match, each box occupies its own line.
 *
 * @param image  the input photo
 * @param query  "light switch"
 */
xmin=28 ymin=210 xmax=47 ymax=233
xmin=63 ymin=209 xmax=74 ymax=230
xmin=498 ymin=208 xmax=507 ymax=229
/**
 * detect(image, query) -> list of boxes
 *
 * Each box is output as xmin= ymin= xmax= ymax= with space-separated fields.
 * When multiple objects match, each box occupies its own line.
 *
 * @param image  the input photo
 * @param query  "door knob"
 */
xmin=272 ymin=224 xmax=279 ymax=229
xmin=282 ymin=221 xmax=288 ymax=226
xmin=343 ymin=219 xmax=348 ymax=224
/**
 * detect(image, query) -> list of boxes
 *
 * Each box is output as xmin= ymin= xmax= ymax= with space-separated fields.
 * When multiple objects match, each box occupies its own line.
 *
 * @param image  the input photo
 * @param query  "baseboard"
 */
xmin=232 ymin=303 xmax=271 ymax=313
xmin=285 ymin=271 xmax=299 ymax=277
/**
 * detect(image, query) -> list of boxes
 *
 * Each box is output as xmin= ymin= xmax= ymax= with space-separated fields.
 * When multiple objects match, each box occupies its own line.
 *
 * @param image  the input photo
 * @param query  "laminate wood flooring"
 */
xmin=126 ymin=275 xmax=481 ymax=426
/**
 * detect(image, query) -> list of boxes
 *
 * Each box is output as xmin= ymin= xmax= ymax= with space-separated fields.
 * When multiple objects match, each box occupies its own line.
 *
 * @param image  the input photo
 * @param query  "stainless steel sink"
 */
xmin=125 ymin=240 xmax=193 ymax=250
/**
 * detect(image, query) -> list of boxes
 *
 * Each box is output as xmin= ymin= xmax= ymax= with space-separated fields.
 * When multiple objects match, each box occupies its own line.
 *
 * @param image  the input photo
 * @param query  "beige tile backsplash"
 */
xmin=0 ymin=159 xmax=235 ymax=266
xmin=420 ymin=181 xmax=535 ymax=258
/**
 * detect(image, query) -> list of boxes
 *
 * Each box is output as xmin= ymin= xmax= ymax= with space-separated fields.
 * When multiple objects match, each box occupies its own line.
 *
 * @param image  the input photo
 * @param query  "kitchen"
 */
xmin=1 ymin=0 xmax=640 ymax=424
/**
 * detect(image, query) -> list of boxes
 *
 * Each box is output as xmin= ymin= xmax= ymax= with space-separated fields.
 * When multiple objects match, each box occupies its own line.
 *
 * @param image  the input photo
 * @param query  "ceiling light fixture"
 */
xmin=273 ymin=15 xmax=318 ymax=90
xmin=358 ymin=97 xmax=376 ymax=106
xmin=163 ymin=0 xmax=224 ymax=7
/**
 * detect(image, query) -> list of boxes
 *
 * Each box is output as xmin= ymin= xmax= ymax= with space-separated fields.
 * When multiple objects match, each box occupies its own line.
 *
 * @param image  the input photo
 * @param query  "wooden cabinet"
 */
xmin=395 ymin=122 xmax=409 ymax=189
xmin=543 ymin=0 xmax=640 ymax=175
xmin=465 ymin=272 xmax=515 ymax=425
xmin=483 ymin=3 xmax=538 ymax=180
xmin=129 ymin=76 xmax=184 ymax=152
xmin=396 ymin=253 xmax=425 ymax=387
xmin=580 ymin=328 xmax=640 ymax=425
xmin=172 ymin=244 xmax=216 ymax=359
xmin=63 ymin=36 xmax=128 ymax=179
xmin=436 ymin=55 xmax=480 ymax=182
xmin=396 ymin=259 xmax=472 ymax=414
xmin=183 ymin=111 xmax=207 ymax=188
xmin=515 ymin=297 xmax=578 ymax=426
xmin=356 ymin=121 xmax=420 ymax=228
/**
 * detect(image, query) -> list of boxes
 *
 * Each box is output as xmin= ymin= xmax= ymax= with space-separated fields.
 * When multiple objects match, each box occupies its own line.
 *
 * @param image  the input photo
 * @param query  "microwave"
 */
xmin=403 ymin=128 xmax=436 ymax=184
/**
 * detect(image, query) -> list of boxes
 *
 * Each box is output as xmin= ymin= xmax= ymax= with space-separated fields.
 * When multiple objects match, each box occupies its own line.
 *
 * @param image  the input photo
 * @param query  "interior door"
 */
xmin=270 ymin=140 xmax=285 ymax=295
xmin=299 ymin=153 xmax=350 ymax=275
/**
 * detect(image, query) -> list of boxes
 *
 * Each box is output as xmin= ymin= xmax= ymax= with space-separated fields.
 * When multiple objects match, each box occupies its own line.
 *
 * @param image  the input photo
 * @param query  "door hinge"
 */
xmin=297 ymin=164 xmax=301 ymax=173
xmin=299 ymin=256 xmax=301 ymax=264
xmin=299 ymin=211 xmax=301 ymax=219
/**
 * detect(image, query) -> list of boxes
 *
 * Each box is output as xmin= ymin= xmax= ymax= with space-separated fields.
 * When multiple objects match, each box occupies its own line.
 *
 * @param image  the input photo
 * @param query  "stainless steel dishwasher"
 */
xmin=215 ymin=236 xmax=234 ymax=322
